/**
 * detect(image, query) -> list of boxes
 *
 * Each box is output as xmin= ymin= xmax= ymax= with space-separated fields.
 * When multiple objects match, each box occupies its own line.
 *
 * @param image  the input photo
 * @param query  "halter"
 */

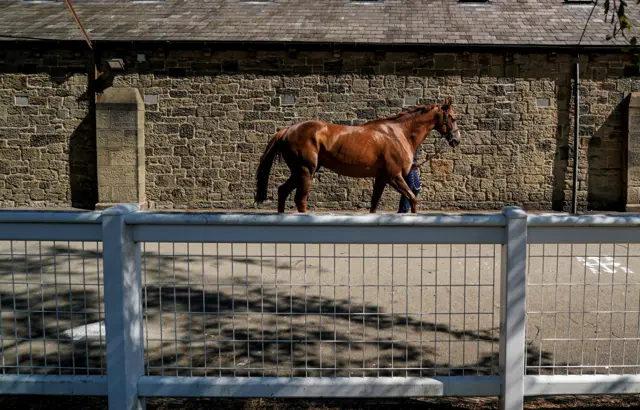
xmin=441 ymin=105 xmax=455 ymax=140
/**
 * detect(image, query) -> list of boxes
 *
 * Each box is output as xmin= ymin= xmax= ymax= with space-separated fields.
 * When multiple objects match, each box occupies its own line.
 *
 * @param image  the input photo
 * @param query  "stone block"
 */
xmin=111 ymin=185 xmax=139 ymax=203
xmin=536 ymin=98 xmax=551 ymax=107
xmin=98 ymin=186 xmax=113 ymax=202
xmin=97 ymin=129 xmax=124 ymax=148
xmin=631 ymin=149 xmax=640 ymax=168
xmin=630 ymin=133 xmax=640 ymax=150
xmin=30 ymin=134 xmax=65 ymax=147
xmin=32 ymin=169 xmax=57 ymax=181
xmin=156 ymin=174 xmax=176 ymax=187
xmin=123 ymin=129 xmax=138 ymax=147
xmin=218 ymin=83 xmax=240 ymax=94
xmin=179 ymin=123 xmax=195 ymax=138
xmin=471 ymin=165 xmax=490 ymax=178
xmin=144 ymin=94 xmax=159 ymax=105
xmin=21 ymin=148 xmax=40 ymax=161
xmin=98 ymin=166 xmax=136 ymax=183
xmin=0 ymin=148 xmax=21 ymax=161
xmin=628 ymin=167 xmax=640 ymax=185
xmin=96 ymin=109 xmax=111 ymax=129
xmin=628 ymin=187 xmax=640 ymax=204
xmin=431 ymin=159 xmax=454 ymax=176
xmin=110 ymin=149 xmax=138 ymax=166
xmin=97 ymin=151 xmax=111 ymax=166
xmin=111 ymin=110 xmax=137 ymax=129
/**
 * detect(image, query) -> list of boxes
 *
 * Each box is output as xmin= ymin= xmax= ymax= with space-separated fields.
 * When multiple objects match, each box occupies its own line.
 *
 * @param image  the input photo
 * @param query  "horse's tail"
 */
xmin=255 ymin=126 xmax=289 ymax=204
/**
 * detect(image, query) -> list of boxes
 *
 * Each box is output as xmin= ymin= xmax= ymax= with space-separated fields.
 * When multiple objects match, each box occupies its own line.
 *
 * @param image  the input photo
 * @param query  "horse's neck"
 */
xmin=399 ymin=112 xmax=437 ymax=151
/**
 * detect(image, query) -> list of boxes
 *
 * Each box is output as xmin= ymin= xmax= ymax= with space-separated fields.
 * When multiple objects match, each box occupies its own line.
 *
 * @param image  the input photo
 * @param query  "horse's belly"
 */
xmin=321 ymin=157 xmax=378 ymax=178
xmin=318 ymin=135 xmax=382 ymax=178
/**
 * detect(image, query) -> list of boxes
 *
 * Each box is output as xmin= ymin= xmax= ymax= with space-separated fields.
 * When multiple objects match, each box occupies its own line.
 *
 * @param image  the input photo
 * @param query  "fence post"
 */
xmin=102 ymin=204 xmax=145 ymax=410
xmin=499 ymin=206 xmax=528 ymax=410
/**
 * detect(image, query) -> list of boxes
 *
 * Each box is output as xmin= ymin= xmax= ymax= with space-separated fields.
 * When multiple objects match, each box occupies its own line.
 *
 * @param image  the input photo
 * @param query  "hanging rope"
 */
xmin=63 ymin=0 xmax=94 ymax=50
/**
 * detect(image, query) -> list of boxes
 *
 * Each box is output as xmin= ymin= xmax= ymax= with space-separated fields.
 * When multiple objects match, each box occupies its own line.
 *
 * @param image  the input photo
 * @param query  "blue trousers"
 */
xmin=398 ymin=168 xmax=422 ymax=213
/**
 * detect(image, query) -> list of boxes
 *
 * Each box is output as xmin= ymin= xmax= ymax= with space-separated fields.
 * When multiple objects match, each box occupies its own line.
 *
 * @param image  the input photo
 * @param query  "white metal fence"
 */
xmin=1 ymin=205 xmax=640 ymax=410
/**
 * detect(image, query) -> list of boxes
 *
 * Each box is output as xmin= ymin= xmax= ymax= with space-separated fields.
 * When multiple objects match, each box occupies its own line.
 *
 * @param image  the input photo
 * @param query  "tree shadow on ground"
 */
xmin=1 ymin=244 xmax=565 ymax=378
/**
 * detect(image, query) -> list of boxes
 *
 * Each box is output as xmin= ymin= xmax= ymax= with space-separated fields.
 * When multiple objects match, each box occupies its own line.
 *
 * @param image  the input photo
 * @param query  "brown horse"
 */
xmin=255 ymin=99 xmax=461 ymax=213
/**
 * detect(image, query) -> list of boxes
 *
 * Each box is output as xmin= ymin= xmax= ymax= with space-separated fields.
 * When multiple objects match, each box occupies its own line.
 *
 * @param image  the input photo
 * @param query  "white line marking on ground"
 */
xmin=575 ymin=256 xmax=633 ymax=275
xmin=61 ymin=321 xmax=105 ymax=341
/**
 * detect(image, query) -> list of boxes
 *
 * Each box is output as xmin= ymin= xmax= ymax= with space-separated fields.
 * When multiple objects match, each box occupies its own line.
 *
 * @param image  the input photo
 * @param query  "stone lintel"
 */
xmin=96 ymin=87 xmax=143 ymax=107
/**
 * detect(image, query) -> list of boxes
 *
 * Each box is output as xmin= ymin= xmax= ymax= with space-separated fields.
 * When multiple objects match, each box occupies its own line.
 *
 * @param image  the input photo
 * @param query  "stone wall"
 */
xmin=627 ymin=93 xmax=640 ymax=211
xmin=2 ymin=46 xmax=637 ymax=211
xmin=0 ymin=49 xmax=96 ymax=209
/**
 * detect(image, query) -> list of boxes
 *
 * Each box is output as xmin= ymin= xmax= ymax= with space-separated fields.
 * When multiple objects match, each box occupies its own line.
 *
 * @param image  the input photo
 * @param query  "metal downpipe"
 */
xmin=572 ymin=56 xmax=580 ymax=214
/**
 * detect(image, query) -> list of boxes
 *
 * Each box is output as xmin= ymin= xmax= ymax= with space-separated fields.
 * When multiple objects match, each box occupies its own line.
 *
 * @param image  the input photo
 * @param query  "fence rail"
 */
xmin=1 ymin=205 xmax=640 ymax=410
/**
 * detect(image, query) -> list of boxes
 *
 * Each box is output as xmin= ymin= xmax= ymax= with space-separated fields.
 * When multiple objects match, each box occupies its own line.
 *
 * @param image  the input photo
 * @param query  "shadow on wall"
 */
xmin=586 ymin=95 xmax=628 ymax=211
xmin=48 ymin=57 xmax=99 ymax=209
xmin=69 ymin=112 xmax=98 ymax=210
xmin=68 ymin=63 xmax=102 ymax=210
xmin=552 ymin=79 xmax=628 ymax=213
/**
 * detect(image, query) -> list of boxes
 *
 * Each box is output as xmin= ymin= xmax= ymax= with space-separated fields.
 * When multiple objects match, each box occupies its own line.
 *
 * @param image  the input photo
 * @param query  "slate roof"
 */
xmin=1 ymin=0 xmax=639 ymax=47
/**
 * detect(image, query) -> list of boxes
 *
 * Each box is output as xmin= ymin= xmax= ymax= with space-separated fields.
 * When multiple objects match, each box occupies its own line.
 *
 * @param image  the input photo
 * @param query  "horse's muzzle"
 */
xmin=449 ymin=138 xmax=460 ymax=148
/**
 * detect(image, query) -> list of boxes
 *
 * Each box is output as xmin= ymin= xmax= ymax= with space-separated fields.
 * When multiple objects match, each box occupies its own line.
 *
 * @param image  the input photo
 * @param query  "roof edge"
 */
xmin=0 ymin=38 xmax=635 ymax=54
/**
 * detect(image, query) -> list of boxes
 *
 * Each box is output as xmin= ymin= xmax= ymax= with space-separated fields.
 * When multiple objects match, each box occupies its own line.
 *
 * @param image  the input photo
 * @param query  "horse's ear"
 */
xmin=443 ymin=97 xmax=453 ymax=107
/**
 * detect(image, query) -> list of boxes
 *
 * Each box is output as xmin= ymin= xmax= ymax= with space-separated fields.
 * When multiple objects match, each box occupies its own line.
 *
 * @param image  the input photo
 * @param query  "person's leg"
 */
xmin=411 ymin=167 xmax=422 ymax=197
xmin=398 ymin=170 xmax=416 ymax=213
xmin=398 ymin=195 xmax=411 ymax=213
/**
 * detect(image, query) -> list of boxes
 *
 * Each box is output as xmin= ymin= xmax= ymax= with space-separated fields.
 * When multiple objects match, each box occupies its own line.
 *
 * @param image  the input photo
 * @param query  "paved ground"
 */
xmin=3 ymin=395 xmax=640 ymax=410
xmin=1 ymin=240 xmax=639 ymax=378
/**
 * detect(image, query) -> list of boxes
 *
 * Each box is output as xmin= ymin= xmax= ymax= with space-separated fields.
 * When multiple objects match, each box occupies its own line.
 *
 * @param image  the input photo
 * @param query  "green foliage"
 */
xmin=602 ymin=0 xmax=640 ymax=48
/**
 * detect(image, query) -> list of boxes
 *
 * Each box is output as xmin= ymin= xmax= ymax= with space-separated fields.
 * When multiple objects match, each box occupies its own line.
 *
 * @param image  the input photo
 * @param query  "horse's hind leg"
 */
xmin=388 ymin=173 xmax=418 ymax=213
xmin=277 ymin=175 xmax=298 ymax=213
xmin=294 ymin=167 xmax=313 ymax=213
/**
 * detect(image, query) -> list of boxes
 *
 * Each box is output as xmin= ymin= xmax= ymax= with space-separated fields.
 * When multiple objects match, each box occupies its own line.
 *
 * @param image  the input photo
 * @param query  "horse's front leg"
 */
xmin=369 ymin=176 xmax=388 ymax=213
xmin=389 ymin=173 xmax=418 ymax=213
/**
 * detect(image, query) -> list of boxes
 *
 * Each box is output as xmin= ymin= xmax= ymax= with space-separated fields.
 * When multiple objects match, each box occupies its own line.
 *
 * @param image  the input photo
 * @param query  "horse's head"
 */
xmin=436 ymin=98 xmax=461 ymax=148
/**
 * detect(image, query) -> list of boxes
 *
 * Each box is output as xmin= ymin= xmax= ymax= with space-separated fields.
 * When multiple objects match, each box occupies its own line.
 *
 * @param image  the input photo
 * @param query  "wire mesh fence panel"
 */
xmin=526 ymin=243 xmax=640 ymax=376
xmin=141 ymin=242 xmax=501 ymax=378
xmin=0 ymin=240 xmax=106 ymax=376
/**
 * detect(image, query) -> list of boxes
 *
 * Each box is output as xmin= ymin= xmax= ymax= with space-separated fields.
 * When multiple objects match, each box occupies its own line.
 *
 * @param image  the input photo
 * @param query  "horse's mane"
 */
xmin=361 ymin=104 xmax=439 ymax=125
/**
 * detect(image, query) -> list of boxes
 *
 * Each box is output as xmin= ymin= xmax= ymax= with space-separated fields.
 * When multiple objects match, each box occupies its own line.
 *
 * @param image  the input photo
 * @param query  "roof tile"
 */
xmin=0 ymin=0 xmax=637 ymax=47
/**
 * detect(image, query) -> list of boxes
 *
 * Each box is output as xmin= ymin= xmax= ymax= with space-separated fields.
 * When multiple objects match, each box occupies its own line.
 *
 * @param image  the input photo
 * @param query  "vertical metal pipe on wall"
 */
xmin=572 ymin=55 xmax=580 ymax=214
